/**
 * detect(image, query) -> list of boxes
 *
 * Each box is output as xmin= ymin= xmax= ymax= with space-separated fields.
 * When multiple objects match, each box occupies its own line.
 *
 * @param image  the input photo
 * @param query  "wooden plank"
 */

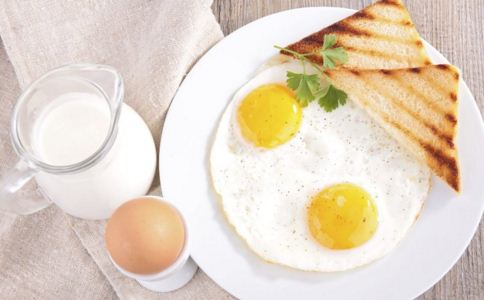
xmin=211 ymin=1 xmax=484 ymax=299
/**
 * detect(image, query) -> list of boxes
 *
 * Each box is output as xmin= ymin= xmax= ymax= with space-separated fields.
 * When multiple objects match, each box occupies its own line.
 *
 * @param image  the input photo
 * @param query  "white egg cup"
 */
xmin=109 ymin=196 xmax=198 ymax=292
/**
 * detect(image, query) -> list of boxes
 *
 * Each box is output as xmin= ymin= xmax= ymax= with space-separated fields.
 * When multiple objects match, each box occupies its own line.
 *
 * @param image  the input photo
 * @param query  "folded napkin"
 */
xmin=0 ymin=0 xmax=229 ymax=298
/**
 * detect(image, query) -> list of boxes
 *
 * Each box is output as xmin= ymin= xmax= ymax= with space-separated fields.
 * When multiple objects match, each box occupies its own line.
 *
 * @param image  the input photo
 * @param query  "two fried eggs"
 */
xmin=210 ymin=61 xmax=430 ymax=272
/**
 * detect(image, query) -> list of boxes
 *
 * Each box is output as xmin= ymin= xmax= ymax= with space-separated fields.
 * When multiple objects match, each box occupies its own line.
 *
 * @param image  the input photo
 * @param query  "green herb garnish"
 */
xmin=275 ymin=34 xmax=348 ymax=112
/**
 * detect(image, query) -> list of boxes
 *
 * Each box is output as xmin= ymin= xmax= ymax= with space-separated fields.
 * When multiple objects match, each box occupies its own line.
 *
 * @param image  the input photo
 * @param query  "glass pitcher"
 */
xmin=0 ymin=64 xmax=157 ymax=219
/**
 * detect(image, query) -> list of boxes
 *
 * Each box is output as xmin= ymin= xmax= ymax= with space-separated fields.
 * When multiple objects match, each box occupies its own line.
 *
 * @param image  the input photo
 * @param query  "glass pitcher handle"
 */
xmin=0 ymin=160 xmax=51 ymax=215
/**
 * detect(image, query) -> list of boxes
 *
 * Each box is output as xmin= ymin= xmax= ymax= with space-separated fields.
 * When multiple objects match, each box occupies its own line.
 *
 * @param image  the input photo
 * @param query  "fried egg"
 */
xmin=210 ymin=61 xmax=431 ymax=272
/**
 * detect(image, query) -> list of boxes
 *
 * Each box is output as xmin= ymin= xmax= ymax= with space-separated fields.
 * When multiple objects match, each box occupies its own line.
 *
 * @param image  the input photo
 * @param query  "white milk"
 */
xmin=33 ymin=93 xmax=156 ymax=219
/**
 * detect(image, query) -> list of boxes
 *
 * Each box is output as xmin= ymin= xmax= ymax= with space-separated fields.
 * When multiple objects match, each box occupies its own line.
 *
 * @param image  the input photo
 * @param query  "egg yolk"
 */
xmin=307 ymin=183 xmax=378 ymax=250
xmin=237 ymin=84 xmax=302 ymax=148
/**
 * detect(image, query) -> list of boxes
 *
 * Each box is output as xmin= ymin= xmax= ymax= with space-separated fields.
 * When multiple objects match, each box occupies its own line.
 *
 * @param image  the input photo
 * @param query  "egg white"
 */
xmin=210 ymin=60 xmax=431 ymax=272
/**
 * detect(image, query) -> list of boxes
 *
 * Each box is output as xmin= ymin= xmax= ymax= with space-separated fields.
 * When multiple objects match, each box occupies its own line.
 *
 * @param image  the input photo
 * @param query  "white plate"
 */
xmin=159 ymin=7 xmax=484 ymax=300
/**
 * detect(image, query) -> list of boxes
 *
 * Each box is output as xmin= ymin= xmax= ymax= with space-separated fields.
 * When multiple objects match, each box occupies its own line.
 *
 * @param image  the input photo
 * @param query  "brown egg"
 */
xmin=105 ymin=198 xmax=185 ymax=275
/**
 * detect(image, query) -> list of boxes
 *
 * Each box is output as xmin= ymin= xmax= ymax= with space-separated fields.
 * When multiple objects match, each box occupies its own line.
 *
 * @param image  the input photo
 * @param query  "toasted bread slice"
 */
xmin=282 ymin=0 xmax=431 ymax=69
xmin=326 ymin=65 xmax=460 ymax=191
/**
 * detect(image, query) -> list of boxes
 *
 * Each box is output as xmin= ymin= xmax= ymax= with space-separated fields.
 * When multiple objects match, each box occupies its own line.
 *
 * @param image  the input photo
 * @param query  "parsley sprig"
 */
xmin=275 ymin=34 xmax=348 ymax=112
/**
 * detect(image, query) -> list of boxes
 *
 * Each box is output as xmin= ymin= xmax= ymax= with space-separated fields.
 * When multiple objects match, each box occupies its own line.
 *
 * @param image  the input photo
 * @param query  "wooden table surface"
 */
xmin=211 ymin=0 xmax=483 ymax=299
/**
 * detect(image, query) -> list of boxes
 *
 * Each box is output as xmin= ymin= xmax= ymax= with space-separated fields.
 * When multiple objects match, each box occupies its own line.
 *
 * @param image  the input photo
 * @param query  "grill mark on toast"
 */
xmin=380 ymin=69 xmax=394 ymax=75
xmin=348 ymin=12 xmax=414 ymax=28
xmin=429 ymin=126 xmax=454 ymax=148
xmin=308 ymin=22 xmax=416 ymax=43
xmin=437 ymin=64 xmax=450 ymax=70
xmin=360 ymin=14 xmax=414 ymax=27
xmin=450 ymin=92 xmax=458 ymax=102
xmin=305 ymin=35 xmax=323 ymax=45
xmin=343 ymin=31 xmax=416 ymax=44
xmin=401 ymin=20 xmax=412 ymax=26
xmin=355 ymin=73 xmax=455 ymax=148
xmin=342 ymin=45 xmax=422 ymax=63
xmin=376 ymin=19 xmax=413 ymax=27
xmin=344 ymin=18 xmax=424 ymax=43
xmin=378 ymin=0 xmax=402 ymax=7
xmin=318 ymin=22 xmax=371 ymax=37
xmin=285 ymin=38 xmax=322 ymax=63
xmin=422 ymin=143 xmax=459 ymax=190
xmin=446 ymin=113 xmax=457 ymax=124
xmin=351 ymin=10 xmax=375 ymax=20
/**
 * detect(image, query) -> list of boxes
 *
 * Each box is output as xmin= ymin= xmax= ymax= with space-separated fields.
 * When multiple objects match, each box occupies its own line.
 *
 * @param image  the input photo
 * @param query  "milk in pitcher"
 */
xmin=33 ymin=92 xmax=156 ymax=219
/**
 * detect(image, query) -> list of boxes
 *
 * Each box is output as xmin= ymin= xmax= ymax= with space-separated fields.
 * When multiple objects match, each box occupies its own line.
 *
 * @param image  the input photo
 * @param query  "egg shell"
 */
xmin=105 ymin=198 xmax=185 ymax=275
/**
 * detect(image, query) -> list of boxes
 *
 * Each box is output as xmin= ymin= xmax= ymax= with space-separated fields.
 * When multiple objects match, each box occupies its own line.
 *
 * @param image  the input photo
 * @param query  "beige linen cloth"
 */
xmin=0 ymin=0 xmax=231 ymax=298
